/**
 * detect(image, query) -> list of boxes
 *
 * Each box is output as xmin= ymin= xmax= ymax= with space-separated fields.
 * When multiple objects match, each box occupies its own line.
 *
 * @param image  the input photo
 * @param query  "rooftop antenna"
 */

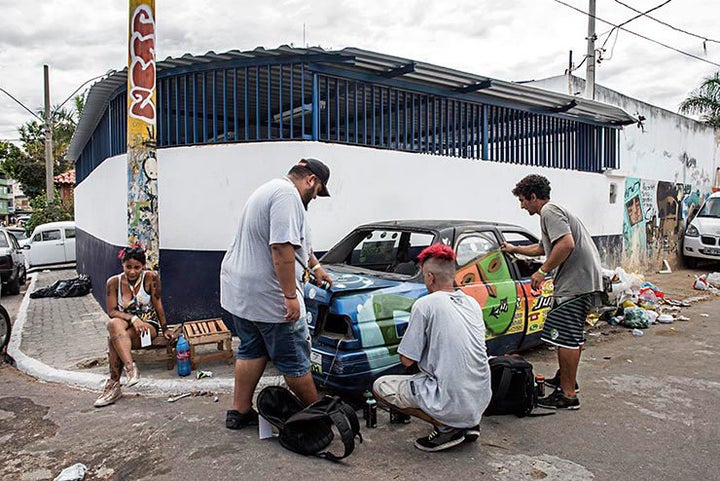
xmin=303 ymin=23 xmax=306 ymax=47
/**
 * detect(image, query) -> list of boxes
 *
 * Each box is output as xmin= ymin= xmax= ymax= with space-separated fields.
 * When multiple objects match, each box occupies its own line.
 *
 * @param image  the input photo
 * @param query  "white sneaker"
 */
xmin=124 ymin=362 xmax=140 ymax=387
xmin=94 ymin=379 xmax=122 ymax=408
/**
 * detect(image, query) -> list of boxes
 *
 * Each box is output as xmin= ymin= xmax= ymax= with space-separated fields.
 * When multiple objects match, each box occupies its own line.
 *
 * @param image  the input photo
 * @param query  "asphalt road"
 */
xmin=2 ymin=284 xmax=719 ymax=480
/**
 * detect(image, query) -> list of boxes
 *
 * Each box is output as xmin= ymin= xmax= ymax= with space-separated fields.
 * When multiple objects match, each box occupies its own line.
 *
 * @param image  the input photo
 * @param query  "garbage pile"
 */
xmin=692 ymin=272 xmax=720 ymax=294
xmin=589 ymin=267 xmax=708 ymax=333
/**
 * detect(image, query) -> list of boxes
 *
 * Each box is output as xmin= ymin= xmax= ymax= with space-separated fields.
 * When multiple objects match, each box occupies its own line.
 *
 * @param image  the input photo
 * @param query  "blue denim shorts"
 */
xmin=230 ymin=315 xmax=311 ymax=377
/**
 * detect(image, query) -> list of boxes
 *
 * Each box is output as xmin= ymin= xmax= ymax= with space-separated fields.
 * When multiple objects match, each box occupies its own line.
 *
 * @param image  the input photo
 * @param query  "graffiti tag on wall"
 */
xmin=127 ymin=1 xmax=159 ymax=270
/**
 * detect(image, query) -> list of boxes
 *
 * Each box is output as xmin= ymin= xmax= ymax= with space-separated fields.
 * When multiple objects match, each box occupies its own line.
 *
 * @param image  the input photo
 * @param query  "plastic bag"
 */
xmin=693 ymin=275 xmax=708 ymax=291
xmin=30 ymin=275 xmax=92 ymax=299
xmin=622 ymin=307 xmax=650 ymax=328
xmin=707 ymin=272 xmax=720 ymax=289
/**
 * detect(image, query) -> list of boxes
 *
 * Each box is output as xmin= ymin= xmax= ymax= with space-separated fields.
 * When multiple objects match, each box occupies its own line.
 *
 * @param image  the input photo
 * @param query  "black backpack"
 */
xmin=257 ymin=386 xmax=362 ymax=461
xmin=484 ymin=355 xmax=553 ymax=417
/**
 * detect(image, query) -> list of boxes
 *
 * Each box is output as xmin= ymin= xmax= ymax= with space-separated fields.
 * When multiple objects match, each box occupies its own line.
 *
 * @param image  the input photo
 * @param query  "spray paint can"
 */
xmin=535 ymin=374 xmax=545 ymax=398
xmin=363 ymin=391 xmax=377 ymax=428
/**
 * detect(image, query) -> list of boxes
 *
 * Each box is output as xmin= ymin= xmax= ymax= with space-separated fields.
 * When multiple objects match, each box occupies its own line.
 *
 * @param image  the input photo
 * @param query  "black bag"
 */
xmin=484 ymin=355 xmax=553 ymax=417
xmin=30 ymin=275 xmax=92 ymax=299
xmin=257 ymin=386 xmax=362 ymax=461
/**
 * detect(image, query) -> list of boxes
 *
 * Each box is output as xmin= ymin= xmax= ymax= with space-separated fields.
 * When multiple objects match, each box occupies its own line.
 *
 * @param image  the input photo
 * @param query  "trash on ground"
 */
xmin=707 ymin=272 xmax=720 ymax=288
xmin=30 ymin=275 xmax=92 ymax=299
xmin=54 ymin=463 xmax=87 ymax=481
xmin=622 ymin=307 xmax=650 ymax=328
xmin=658 ymin=259 xmax=672 ymax=274
xmin=657 ymin=314 xmax=674 ymax=324
xmin=682 ymin=295 xmax=708 ymax=303
xmin=213 ymin=395 xmax=219 ymax=402
xmin=700 ymin=313 xmax=710 ymax=317
xmin=167 ymin=392 xmax=191 ymax=403
xmin=693 ymin=275 xmax=708 ymax=291
xmin=603 ymin=356 xmax=612 ymax=360
xmin=676 ymin=315 xmax=690 ymax=322
xmin=631 ymin=328 xmax=644 ymax=337
xmin=196 ymin=370 xmax=213 ymax=379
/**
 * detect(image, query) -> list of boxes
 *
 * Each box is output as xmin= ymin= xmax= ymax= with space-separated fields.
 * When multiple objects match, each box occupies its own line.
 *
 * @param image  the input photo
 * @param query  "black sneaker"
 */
xmin=463 ymin=425 xmax=480 ymax=443
xmin=537 ymin=388 xmax=580 ymax=410
xmin=414 ymin=428 xmax=466 ymax=452
xmin=226 ymin=408 xmax=259 ymax=429
xmin=545 ymin=370 xmax=579 ymax=392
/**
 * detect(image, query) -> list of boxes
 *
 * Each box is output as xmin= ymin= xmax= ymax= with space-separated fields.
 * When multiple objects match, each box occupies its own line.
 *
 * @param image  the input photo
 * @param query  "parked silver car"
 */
xmin=0 ymin=228 xmax=27 ymax=295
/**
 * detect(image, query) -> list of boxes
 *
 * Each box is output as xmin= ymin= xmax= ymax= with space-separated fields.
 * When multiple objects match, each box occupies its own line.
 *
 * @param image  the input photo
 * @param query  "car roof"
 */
xmin=356 ymin=219 xmax=525 ymax=231
xmin=32 ymin=221 xmax=75 ymax=229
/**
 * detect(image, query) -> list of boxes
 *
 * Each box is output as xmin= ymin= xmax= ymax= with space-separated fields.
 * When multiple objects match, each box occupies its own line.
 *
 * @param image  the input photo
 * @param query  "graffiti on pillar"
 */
xmin=127 ymin=0 xmax=159 ymax=270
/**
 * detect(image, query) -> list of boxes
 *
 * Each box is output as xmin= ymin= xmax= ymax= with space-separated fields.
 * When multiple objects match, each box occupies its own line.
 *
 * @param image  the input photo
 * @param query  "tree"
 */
xmin=0 ymin=99 xmax=82 ymax=199
xmin=679 ymin=73 xmax=720 ymax=128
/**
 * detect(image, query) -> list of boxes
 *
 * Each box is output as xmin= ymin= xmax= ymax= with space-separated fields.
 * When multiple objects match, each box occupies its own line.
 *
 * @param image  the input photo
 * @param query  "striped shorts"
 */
xmin=541 ymin=293 xmax=595 ymax=349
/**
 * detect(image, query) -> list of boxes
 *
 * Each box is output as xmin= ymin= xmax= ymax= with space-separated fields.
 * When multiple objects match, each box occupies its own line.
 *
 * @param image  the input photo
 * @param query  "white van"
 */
xmin=23 ymin=221 xmax=77 ymax=268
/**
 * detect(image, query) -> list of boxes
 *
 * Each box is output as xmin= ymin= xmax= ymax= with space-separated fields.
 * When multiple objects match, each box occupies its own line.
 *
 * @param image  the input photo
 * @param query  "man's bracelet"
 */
xmin=129 ymin=315 xmax=139 ymax=325
xmin=284 ymin=293 xmax=297 ymax=299
xmin=311 ymin=263 xmax=322 ymax=272
xmin=538 ymin=267 xmax=548 ymax=276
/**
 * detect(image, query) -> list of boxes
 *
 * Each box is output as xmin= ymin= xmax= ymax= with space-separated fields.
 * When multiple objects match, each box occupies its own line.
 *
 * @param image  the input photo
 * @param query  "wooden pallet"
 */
xmin=182 ymin=318 xmax=234 ymax=369
xmin=132 ymin=325 xmax=181 ymax=370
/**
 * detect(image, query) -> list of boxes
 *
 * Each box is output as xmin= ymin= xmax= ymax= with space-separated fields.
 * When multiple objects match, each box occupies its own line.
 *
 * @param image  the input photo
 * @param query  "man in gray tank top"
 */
xmin=501 ymin=174 xmax=602 ymax=410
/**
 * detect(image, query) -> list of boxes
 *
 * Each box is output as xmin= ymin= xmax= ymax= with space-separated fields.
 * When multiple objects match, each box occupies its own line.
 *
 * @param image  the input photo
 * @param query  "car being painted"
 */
xmin=683 ymin=191 xmax=720 ymax=267
xmin=304 ymin=220 xmax=554 ymax=391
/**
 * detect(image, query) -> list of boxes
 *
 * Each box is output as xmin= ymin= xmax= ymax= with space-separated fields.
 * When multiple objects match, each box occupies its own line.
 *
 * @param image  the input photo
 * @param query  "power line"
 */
xmin=599 ymin=0 xmax=671 ymax=51
xmin=613 ymin=0 xmax=720 ymax=45
xmin=552 ymin=0 xmax=720 ymax=68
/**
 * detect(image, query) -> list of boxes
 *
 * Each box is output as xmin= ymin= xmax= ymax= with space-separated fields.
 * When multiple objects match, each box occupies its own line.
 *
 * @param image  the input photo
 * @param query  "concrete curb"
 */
xmin=8 ymin=273 xmax=284 ymax=396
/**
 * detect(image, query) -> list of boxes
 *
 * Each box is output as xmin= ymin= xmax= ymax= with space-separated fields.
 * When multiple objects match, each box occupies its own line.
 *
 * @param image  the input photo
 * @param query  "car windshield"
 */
xmin=322 ymin=228 xmax=436 ymax=276
xmin=697 ymin=197 xmax=720 ymax=218
xmin=9 ymin=230 xmax=27 ymax=240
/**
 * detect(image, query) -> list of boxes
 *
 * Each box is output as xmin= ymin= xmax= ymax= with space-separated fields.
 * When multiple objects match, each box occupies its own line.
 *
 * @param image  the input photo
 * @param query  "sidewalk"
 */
xmin=8 ymin=268 xmax=283 ymax=396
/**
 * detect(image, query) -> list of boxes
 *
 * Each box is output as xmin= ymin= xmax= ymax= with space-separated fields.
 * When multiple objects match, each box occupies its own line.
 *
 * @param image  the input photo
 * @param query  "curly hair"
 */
xmin=417 ymin=244 xmax=456 ymax=266
xmin=512 ymin=174 xmax=551 ymax=200
xmin=119 ymin=245 xmax=146 ymax=265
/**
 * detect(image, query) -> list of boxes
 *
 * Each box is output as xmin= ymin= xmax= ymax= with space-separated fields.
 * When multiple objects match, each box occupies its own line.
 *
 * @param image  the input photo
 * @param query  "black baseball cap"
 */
xmin=297 ymin=158 xmax=330 ymax=197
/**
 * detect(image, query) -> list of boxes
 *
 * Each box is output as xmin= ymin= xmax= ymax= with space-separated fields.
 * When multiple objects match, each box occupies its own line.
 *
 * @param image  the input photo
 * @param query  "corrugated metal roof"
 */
xmin=68 ymin=45 xmax=636 ymax=161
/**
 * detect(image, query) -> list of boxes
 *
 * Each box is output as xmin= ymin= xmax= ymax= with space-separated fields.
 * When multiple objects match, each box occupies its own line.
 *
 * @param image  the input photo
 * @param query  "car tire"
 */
xmin=6 ymin=274 xmax=20 ymax=295
xmin=683 ymin=255 xmax=698 ymax=269
xmin=18 ymin=266 xmax=26 ymax=286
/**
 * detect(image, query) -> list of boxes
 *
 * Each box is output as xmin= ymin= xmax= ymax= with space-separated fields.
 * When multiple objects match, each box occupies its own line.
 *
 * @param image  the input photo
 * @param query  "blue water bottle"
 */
xmin=176 ymin=334 xmax=191 ymax=377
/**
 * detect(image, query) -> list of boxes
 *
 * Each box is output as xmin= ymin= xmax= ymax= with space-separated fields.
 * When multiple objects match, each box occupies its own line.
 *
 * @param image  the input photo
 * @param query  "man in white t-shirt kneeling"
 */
xmin=372 ymin=244 xmax=492 ymax=452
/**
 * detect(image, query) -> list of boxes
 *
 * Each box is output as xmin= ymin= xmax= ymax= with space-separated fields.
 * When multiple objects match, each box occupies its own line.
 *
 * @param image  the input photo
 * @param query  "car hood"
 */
xmin=318 ymin=265 xmax=409 ymax=293
xmin=691 ymin=216 xmax=720 ymax=235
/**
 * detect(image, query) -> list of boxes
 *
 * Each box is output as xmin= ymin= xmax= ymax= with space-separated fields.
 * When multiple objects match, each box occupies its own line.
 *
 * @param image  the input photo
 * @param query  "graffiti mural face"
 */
xmin=304 ymin=222 xmax=553 ymax=390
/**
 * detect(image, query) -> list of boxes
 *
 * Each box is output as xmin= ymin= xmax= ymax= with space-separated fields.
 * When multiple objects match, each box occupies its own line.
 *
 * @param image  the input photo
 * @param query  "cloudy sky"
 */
xmin=1 ymin=0 xmax=719 ymax=141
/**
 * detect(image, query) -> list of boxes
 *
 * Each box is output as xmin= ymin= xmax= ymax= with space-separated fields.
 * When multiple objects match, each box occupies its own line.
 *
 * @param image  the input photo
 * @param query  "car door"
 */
xmin=63 ymin=227 xmax=76 ymax=262
xmin=28 ymin=228 xmax=65 ymax=266
xmin=454 ymin=230 xmax=525 ymax=354
xmin=7 ymin=231 xmax=23 ymax=270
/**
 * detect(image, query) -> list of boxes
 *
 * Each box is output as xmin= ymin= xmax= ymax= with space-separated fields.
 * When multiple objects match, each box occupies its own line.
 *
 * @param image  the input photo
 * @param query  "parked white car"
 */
xmin=683 ymin=191 xmax=720 ymax=267
xmin=23 ymin=221 xmax=77 ymax=269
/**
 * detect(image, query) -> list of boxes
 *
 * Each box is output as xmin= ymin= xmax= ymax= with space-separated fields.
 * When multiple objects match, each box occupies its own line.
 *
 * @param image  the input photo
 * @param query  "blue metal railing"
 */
xmin=76 ymin=61 xmax=619 ymax=184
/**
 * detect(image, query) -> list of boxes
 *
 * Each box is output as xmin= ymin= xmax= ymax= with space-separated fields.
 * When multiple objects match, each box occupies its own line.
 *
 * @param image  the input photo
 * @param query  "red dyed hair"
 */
xmin=417 ymin=244 xmax=456 ymax=265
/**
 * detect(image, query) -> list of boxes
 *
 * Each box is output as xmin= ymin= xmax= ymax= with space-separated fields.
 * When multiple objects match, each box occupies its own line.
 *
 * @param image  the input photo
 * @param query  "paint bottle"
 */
xmin=535 ymin=374 xmax=545 ymax=398
xmin=363 ymin=391 xmax=377 ymax=428
xmin=176 ymin=334 xmax=191 ymax=377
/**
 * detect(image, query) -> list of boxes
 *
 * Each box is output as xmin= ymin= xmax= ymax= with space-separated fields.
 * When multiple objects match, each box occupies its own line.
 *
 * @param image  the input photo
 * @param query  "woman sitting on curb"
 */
xmin=94 ymin=245 xmax=173 ymax=408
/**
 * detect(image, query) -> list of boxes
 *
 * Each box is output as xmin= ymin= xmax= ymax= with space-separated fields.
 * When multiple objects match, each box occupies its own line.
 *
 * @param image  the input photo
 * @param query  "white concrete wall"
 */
xmin=528 ymin=76 xmax=720 ymax=191
xmin=155 ymin=141 xmax=622 ymax=252
xmin=74 ymin=153 xmax=128 ymax=245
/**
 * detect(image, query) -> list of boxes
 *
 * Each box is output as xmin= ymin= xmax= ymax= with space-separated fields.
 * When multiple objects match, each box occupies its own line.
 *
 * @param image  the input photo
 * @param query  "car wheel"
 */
xmin=18 ymin=266 xmax=26 ymax=286
xmin=6 ymin=273 xmax=19 ymax=295
xmin=683 ymin=255 xmax=698 ymax=269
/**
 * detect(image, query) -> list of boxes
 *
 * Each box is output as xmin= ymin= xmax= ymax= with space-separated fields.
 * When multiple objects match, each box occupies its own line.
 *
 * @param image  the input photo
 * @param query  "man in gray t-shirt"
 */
xmin=373 ymin=244 xmax=491 ymax=452
xmin=220 ymin=158 xmax=333 ymax=430
xmin=501 ymin=174 xmax=602 ymax=410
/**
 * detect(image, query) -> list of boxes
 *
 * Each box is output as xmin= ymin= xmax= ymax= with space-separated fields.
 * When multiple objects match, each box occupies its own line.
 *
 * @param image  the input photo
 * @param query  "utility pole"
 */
xmin=585 ymin=0 xmax=596 ymax=100
xmin=43 ymin=65 xmax=53 ymax=204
